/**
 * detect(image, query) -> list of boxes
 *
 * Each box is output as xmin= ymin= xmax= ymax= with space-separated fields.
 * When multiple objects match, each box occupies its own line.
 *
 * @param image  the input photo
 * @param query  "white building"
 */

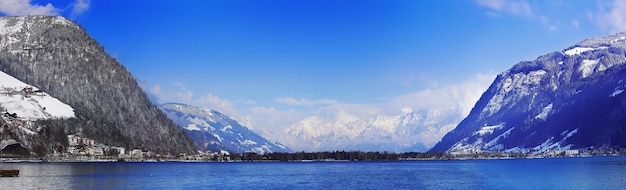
xmin=564 ymin=149 xmax=579 ymax=156
xmin=131 ymin=149 xmax=143 ymax=159
xmin=67 ymin=135 xmax=81 ymax=146
xmin=111 ymin=147 xmax=125 ymax=155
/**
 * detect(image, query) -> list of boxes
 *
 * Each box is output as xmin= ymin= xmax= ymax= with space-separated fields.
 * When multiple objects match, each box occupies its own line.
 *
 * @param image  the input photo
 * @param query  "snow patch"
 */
xmin=533 ymin=137 xmax=557 ymax=152
xmin=564 ymin=47 xmax=595 ymax=56
xmin=579 ymin=59 xmax=600 ymax=78
xmin=474 ymin=124 xmax=504 ymax=136
xmin=220 ymin=150 xmax=230 ymax=155
xmin=535 ymin=103 xmax=553 ymax=121
xmin=483 ymin=127 xmax=514 ymax=150
xmin=0 ymin=71 xmax=75 ymax=120
xmin=610 ymin=88 xmax=624 ymax=97
xmin=449 ymin=137 xmax=482 ymax=154
xmin=530 ymin=129 xmax=578 ymax=153
xmin=185 ymin=124 xmax=201 ymax=131
xmin=222 ymin=125 xmax=233 ymax=133
xmin=564 ymin=128 xmax=578 ymax=139
xmin=611 ymin=36 xmax=626 ymax=44
xmin=212 ymin=133 xmax=223 ymax=142
xmin=564 ymin=46 xmax=609 ymax=56
xmin=241 ymin=140 xmax=258 ymax=145
xmin=188 ymin=117 xmax=211 ymax=131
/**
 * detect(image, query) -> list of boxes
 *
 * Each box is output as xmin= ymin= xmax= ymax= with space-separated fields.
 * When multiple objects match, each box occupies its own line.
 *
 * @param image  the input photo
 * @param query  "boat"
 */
xmin=1 ymin=139 xmax=20 ymax=177
xmin=0 ymin=169 xmax=19 ymax=177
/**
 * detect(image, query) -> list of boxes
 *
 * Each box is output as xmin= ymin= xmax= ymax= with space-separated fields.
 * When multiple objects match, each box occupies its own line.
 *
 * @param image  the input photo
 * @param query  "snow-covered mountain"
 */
xmin=159 ymin=103 xmax=291 ymax=154
xmin=0 ymin=15 xmax=197 ymax=154
xmin=277 ymin=107 xmax=463 ymax=152
xmin=430 ymin=32 xmax=626 ymax=154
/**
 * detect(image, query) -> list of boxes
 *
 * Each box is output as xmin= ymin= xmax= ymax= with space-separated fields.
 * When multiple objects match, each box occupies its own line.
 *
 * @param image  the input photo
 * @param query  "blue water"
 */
xmin=1 ymin=156 xmax=626 ymax=189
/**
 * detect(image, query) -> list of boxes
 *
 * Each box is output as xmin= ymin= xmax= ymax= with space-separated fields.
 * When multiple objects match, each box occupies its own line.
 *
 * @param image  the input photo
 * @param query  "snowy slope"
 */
xmin=159 ymin=103 xmax=291 ymax=154
xmin=430 ymin=32 xmax=626 ymax=154
xmin=0 ymin=70 xmax=74 ymax=120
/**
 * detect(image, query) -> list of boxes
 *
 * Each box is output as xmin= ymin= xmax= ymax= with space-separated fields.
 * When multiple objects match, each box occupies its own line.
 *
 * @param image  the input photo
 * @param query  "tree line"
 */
xmin=229 ymin=151 xmax=451 ymax=161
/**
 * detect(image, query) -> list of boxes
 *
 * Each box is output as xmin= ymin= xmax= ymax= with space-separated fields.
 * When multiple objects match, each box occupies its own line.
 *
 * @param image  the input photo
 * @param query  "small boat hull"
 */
xmin=0 ymin=169 xmax=19 ymax=177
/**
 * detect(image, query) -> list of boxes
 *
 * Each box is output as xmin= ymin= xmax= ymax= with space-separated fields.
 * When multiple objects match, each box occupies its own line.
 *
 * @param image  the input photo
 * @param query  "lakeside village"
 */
xmin=0 ymin=85 xmax=229 ymax=162
xmin=2 ymin=113 xmax=232 ymax=162
xmin=9 ymin=123 xmax=626 ymax=163
xmin=2 ymin=87 xmax=626 ymax=162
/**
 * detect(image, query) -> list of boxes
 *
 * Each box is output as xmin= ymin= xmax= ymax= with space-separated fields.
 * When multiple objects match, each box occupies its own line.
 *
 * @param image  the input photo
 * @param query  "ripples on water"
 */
xmin=2 ymin=156 xmax=626 ymax=189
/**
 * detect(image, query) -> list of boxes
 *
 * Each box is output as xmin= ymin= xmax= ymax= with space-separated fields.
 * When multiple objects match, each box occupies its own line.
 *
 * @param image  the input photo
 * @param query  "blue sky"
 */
xmin=2 ymin=0 xmax=626 ymax=135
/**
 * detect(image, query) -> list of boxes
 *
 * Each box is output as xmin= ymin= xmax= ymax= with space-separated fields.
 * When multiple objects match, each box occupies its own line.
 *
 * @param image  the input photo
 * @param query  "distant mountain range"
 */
xmin=0 ymin=16 xmax=196 ymax=155
xmin=430 ymin=32 xmax=626 ymax=154
xmin=159 ymin=103 xmax=291 ymax=154
xmin=273 ymin=107 xmax=463 ymax=152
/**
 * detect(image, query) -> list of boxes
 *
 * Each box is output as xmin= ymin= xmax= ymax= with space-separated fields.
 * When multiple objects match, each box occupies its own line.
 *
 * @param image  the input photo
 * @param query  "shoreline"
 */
xmin=1 ymin=154 xmax=622 ymax=164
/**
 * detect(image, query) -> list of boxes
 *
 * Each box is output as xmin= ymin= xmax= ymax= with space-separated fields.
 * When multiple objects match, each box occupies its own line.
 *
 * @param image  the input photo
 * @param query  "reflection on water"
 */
xmin=1 ymin=156 xmax=626 ymax=189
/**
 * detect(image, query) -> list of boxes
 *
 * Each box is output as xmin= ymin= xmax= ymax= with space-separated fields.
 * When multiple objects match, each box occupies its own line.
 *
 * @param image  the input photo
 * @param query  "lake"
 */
xmin=1 ymin=156 xmax=626 ymax=189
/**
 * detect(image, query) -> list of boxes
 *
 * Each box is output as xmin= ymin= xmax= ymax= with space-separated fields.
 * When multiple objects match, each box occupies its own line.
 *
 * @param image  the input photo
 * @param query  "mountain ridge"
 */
xmin=276 ymin=107 xmax=462 ymax=152
xmin=430 ymin=31 xmax=626 ymax=154
xmin=159 ymin=102 xmax=291 ymax=154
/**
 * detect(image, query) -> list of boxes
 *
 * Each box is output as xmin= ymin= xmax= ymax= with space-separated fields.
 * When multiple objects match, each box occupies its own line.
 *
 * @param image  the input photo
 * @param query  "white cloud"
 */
xmin=0 ymin=0 xmax=59 ymax=16
xmin=244 ymin=106 xmax=308 ymax=132
xmin=475 ymin=0 xmax=505 ymax=10
xmin=145 ymin=82 xmax=251 ymax=127
xmin=250 ymin=106 xmax=303 ymax=125
xmin=594 ymin=0 xmax=626 ymax=32
xmin=266 ymin=74 xmax=494 ymax=131
xmin=239 ymin=99 xmax=257 ymax=105
xmin=70 ymin=0 xmax=90 ymax=17
xmin=548 ymin=25 xmax=558 ymax=32
xmin=147 ymin=83 xmax=193 ymax=103
xmin=474 ymin=0 xmax=533 ymax=17
xmin=274 ymin=97 xmax=337 ymax=107
xmin=384 ymin=74 xmax=494 ymax=117
xmin=325 ymin=102 xmax=382 ymax=119
xmin=271 ymin=97 xmax=383 ymax=124
xmin=474 ymin=0 xmax=597 ymax=32
xmin=478 ymin=0 xmax=626 ymax=33
xmin=571 ymin=19 xmax=580 ymax=29
xmin=176 ymin=91 xmax=193 ymax=103
xmin=194 ymin=93 xmax=238 ymax=118
xmin=149 ymin=84 xmax=162 ymax=96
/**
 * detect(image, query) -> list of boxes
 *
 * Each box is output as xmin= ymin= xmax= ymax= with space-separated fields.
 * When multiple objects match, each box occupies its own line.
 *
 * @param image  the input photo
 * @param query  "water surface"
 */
xmin=2 ymin=156 xmax=625 ymax=189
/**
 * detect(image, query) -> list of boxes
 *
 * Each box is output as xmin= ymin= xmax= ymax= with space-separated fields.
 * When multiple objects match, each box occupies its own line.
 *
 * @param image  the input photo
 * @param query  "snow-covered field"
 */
xmin=0 ymin=70 xmax=74 ymax=120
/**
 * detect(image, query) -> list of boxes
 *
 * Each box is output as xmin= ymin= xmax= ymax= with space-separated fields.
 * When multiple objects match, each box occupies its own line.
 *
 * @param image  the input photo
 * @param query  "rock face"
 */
xmin=430 ymin=32 xmax=626 ymax=154
xmin=0 ymin=16 xmax=196 ymax=154
xmin=159 ymin=103 xmax=291 ymax=154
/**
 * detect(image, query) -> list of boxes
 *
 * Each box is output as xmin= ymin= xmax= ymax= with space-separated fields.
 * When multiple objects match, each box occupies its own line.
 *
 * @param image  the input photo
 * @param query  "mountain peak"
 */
xmin=574 ymin=31 xmax=626 ymax=48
